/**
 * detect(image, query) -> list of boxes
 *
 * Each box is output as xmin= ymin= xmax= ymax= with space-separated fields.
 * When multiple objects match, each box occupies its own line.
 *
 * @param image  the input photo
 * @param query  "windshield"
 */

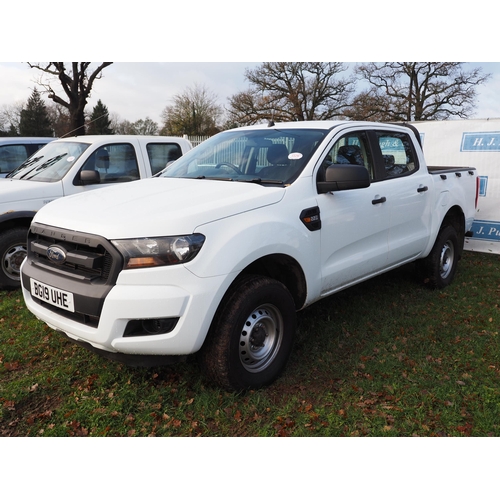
xmin=8 ymin=141 xmax=90 ymax=182
xmin=160 ymin=128 xmax=328 ymax=185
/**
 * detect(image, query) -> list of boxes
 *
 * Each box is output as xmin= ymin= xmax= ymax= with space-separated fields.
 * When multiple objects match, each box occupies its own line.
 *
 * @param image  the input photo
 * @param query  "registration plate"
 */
xmin=30 ymin=279 xmax=75 ymax=312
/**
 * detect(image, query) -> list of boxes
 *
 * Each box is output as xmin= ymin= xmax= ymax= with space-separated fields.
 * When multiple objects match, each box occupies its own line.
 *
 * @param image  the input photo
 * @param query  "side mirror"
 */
xmin=79 ymin=170 xmax=101 ymax=185
xmin=317 ymin=164 xmax=370 ymax=194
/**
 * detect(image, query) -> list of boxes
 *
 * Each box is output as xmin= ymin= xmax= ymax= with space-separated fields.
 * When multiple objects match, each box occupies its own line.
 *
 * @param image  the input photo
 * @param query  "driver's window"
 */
xmin=326 ymin=132 xmax=374 ymax=180
xmin=81 ymin=143 xmax=140 ymax=183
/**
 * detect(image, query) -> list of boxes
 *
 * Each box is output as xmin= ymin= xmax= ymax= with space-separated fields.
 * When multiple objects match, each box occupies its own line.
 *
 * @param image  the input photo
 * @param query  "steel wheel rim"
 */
xmin=2 ymin=243 xmax=26 ymax=281
xmin=239 ymin=303 xmax=283 ymax=373
xmin=439 ymin=240 xmax=454 ymax=279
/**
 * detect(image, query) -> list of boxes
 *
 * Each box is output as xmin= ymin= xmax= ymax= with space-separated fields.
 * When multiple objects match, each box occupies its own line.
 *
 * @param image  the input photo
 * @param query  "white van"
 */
xmin=0 ymin=137 xmax=55 ymax=177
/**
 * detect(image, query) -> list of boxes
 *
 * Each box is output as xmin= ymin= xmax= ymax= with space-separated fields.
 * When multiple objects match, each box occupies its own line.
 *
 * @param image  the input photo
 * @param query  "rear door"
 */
xmin=372 ymin=129 xmax=432 ymax=265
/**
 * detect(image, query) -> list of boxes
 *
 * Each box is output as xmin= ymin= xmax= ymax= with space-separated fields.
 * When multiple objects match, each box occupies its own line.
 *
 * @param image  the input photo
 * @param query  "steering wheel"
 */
xmin=215 ymin=162 xmax=240 ymax=173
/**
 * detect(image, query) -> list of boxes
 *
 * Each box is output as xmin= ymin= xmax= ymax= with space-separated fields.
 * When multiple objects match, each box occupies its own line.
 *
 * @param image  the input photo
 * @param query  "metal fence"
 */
xmin=184 ymin=135 xmax=211 ymax=147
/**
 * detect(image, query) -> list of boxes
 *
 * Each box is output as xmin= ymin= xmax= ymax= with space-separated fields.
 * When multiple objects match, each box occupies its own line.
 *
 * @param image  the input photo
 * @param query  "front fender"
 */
xmin=188 ymin=203 xmax=321 ymax=302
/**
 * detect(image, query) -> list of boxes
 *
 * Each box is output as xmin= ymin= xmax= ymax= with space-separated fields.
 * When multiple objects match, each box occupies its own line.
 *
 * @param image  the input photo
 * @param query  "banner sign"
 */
xmin=461 ymin=132 xmax=500 ymax=152
xmin=470 ymin=220 xmax=500 ymax=242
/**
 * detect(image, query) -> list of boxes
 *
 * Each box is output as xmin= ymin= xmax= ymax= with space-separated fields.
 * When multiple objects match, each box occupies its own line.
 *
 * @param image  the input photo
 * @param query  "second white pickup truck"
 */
xmin=20 ymin=121 xmax=478 ymax=390
xmin=0 ymin=135 xmax=192 ymax=290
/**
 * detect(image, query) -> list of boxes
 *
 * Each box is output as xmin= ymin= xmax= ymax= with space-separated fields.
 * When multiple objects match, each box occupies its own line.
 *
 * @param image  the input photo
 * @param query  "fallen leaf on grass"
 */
xmin=3 ymin=400 xmax=15 ymax=411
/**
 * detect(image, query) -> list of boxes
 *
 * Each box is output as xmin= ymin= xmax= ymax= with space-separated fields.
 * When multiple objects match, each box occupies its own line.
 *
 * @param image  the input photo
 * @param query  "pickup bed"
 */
xmin=20 ymin=121 xmax=478 ymax=390
xmin=0 ymin=135 xmax=192 ymax=289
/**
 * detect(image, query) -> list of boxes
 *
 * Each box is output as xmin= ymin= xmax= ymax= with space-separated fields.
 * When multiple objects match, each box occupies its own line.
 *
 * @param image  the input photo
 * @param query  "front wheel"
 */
xmin=0 ymin=227 xmax=28 ymax=291
xmin=199 ymin=275 xmax=296 ymax=391
xmin=418 ymin=225 xmax=460 ymax=289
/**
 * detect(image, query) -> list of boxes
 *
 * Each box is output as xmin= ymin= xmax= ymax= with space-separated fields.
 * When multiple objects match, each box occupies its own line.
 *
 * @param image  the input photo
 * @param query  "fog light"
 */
xmin=123 ymin=317 xmax=179 ymax=337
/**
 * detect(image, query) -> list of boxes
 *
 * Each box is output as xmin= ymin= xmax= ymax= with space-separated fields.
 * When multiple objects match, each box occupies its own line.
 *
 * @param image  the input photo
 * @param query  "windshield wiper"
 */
xmin=7 ymin=154 xmax=44 ymax=178
xmin=18 ymin=153 xmax=67 ymax=180
xmin=239 ymin=178 xmax=284 ymax=185
xmin=195 ymin=176 xmax=234 ymax=181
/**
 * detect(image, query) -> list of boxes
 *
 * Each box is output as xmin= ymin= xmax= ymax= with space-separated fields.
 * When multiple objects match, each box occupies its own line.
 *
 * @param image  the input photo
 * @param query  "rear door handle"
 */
xmin=372 ymin=196 xmax=386 ymax=205
xmin=417 ymin=185 xmax=428 ymax=193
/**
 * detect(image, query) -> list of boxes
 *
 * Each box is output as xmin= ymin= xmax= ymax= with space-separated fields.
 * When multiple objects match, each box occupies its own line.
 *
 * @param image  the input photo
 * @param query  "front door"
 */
xmin=317 ymin=130 xmax=391 ymax=295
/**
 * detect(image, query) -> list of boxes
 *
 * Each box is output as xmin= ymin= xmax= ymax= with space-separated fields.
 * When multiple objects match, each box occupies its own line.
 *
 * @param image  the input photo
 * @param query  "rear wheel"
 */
xmin=0 ymin=227 xmax=28 ymax=291
xmin=199 ymin=275 xmax=296 ymax=391
xmin=418 ymin=225 xmax=460 ymax=289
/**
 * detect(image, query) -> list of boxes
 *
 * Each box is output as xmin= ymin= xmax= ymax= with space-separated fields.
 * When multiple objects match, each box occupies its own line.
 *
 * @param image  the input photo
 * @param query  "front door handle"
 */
xmin=372 ymin=196 xmax=387 ymax=205
xmin=417 ymin=185 xmax=429 ymax=193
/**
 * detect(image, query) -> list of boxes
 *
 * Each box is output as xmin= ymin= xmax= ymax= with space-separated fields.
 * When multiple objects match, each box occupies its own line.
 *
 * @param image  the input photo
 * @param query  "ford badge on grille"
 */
xmin=46 ymin=245 xmax=67 ymax=265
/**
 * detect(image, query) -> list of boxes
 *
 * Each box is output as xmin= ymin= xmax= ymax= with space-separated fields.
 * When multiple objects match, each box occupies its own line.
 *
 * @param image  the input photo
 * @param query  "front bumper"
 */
xmin=21 ymin=260 xmax=229 ymax=358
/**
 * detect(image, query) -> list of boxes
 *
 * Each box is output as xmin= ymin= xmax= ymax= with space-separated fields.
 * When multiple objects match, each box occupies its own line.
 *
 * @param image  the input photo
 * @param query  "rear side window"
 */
xmin=376 ymin=131 xmax=418 ymax=179
xmin=146 ymin=143 xmax=183 ymax=175
xmin=0 ymin=144 xmax=30 ymax=174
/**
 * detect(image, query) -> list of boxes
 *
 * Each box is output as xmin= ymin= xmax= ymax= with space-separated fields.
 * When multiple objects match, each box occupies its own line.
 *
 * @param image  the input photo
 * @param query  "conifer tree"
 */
xmin=19 ymin=88 xmax=53 ymax=136
xmin=87 ymin=99 xmax=114 ymax=135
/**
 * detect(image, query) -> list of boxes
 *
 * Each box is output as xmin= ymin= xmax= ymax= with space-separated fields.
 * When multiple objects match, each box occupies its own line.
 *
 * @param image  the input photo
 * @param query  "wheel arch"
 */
xmin=237 ymin=253 xmax=307 ymax=310
xmin=0 ymin=211 xmax=36 ymax=233
xmin=441 ymin=205 xmax=466 ymax=257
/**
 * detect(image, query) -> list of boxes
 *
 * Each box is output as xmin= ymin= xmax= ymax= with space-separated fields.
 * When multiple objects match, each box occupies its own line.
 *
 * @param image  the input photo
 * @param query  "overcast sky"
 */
xmin=2 ymin=62 xmax=500 ymax=126
xmin=0 ymin=62 xmax=261 ymax=124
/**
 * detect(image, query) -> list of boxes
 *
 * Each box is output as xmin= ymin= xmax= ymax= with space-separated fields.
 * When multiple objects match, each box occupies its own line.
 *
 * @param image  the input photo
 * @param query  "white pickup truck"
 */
xmin=20 ymin=121 xmax=478 ymax=390
xmin=0 ymin=135 xmax=192 ymax=290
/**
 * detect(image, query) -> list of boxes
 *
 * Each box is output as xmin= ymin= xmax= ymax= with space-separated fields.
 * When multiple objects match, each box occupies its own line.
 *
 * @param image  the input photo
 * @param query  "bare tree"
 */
xmin=0 ymin=102 xmax=24 ymax=135
xmin=130 ymin=117 xmax=159 ymax=135
xmin=113 ymin=117 xmax=159 ymax=135
xmin=227 ymin=62 xmax=356 ymax=125
xmin=45 ymin=103 xmax=71 ymax=138
xmin=352 ymin=62 xmax=491 ymax=121
xmin=27 ymin=62 xmax=113 ymax=135
xmin=343 ymin=90 xmax=398 ymax=122
xmin=161 ymin=84 xmax=223 ymax=136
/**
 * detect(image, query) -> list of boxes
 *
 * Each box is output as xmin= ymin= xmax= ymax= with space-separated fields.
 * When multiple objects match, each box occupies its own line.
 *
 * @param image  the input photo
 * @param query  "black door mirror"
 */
xmin=317 ymin=164 xmax=370 ymax=194
xmin=79 ymin=170 xmax=101 ymax=185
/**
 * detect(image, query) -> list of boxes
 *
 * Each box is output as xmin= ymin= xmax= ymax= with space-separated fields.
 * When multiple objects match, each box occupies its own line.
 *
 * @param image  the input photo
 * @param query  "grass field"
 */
xmin=1 ymin=250 xmax=499 ymax=437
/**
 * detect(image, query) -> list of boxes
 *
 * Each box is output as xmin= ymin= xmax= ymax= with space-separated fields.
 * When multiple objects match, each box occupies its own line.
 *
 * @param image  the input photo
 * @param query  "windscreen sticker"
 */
xmin=67 ymin=156 xmax=75 ymax=162
xmin=288 ymin=152 xmax=303 ymax=160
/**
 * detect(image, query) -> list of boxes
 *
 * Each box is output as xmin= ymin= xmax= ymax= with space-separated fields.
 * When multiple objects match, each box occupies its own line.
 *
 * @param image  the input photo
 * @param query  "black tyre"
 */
xmin=0 ymin=227 xmax=28 ymax=291
xmin=200 ymin=275 xmax=296 ymax=391
xmin=418 ymin=225 xmax=460 ymax=289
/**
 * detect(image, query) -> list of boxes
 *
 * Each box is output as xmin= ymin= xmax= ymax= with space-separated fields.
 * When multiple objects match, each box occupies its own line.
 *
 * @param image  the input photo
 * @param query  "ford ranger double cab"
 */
xmin=20 ymin=121 xmax=478 ymax=390
xmin=0 ymin=135 xmax=192 ymax=290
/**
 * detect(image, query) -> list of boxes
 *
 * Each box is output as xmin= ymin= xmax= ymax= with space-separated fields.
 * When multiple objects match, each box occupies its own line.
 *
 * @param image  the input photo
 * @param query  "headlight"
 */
xmin=111 ymin=234 xmax=205 ymax=269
